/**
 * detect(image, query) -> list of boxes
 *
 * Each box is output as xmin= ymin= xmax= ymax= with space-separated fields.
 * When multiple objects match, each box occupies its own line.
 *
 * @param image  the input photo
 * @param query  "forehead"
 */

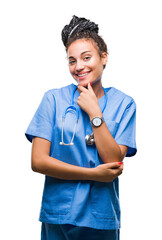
xmin=67 ymin=39 xmax=99 ymax=57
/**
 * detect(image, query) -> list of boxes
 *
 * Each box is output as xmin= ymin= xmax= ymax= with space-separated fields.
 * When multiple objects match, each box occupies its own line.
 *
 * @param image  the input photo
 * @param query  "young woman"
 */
xmin=25 ymin=15 xmax=137 ymax=240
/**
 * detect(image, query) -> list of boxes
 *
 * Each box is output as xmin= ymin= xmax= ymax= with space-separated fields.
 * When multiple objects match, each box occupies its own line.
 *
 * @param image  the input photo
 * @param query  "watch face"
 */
xmin=93 ymin=117 xmax=102 ymax=127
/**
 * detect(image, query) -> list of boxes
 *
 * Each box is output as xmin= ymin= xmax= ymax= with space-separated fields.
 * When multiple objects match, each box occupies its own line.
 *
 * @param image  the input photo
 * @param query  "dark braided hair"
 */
xmin=61 ymin=15 xmax=108 ymax=58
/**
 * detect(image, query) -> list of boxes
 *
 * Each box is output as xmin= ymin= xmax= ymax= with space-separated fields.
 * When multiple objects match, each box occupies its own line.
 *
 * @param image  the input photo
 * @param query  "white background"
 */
xmin=0 ymin=0 xmax=162 ymax=239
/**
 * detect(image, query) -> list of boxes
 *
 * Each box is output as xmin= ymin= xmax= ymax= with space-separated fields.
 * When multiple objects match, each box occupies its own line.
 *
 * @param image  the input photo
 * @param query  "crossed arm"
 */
xmin=32 ymin=137 xmax=125 ymax=182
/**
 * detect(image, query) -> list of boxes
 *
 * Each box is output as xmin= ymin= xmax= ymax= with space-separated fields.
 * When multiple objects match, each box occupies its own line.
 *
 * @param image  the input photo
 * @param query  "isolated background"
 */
xmin=0 ymin=0 xmax=162 ymax=239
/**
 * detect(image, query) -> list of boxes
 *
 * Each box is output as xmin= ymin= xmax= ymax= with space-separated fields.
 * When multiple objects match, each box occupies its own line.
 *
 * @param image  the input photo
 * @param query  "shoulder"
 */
xmin=105 ymin=87 xmax=136 ymax=109
xmin=45 ymin=84 xmax=75 ymax=96
xmin=43 ymin=84 xmax=75 ymax=102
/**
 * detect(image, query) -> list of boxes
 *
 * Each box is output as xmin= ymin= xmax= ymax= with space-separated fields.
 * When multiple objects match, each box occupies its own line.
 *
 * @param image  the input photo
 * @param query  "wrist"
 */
xmin=81 ymin=167 xmax=96 ymax=181
xmin=89 ymin=107 xmax=102 ymax=121
xmin=79 ymin=167 xmax=96 ymax=181
xmin=86 ymin=168 xmax=97 ymax=181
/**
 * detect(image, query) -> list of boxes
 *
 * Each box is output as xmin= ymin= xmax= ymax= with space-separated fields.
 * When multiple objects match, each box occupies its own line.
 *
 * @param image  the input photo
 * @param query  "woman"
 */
xmin=25 ymin=16 xmax=137 ymax=240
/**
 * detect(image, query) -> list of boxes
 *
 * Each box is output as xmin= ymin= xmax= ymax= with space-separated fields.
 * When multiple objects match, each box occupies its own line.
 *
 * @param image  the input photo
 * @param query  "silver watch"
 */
xmin=90 ymin=117 xmax=104 ymax=127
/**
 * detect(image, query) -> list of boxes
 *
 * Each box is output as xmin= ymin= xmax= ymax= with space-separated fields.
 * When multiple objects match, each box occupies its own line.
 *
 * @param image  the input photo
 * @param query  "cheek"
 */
xmin=69 ymin=66 xmax=74 ymax=74
xmin=90 ymin=58 xmax=103 ymax=71
xmin=93 ymin=63 xmax=104 ymax=76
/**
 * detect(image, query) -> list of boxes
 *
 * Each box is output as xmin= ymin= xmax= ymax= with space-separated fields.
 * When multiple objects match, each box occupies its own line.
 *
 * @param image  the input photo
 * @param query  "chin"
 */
xmin=77 ymin=80 xmax=90 ymax=87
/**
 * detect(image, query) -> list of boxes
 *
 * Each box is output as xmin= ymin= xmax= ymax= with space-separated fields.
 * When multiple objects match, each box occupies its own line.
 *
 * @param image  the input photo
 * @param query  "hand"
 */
xmin=91 ymin=162 xmax=123 ymax=182
xmin=77 ymin=83 xmax=102 ymax=118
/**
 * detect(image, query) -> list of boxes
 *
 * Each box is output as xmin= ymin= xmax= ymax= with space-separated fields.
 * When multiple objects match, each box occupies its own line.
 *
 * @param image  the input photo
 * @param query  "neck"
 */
xmin=92 ymin=80 xmax=104 ymax=99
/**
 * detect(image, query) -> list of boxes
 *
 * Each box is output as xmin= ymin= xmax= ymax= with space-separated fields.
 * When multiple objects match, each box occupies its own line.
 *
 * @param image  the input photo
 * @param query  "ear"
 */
xmin=101 ymin=52 xmax=108 ymax=67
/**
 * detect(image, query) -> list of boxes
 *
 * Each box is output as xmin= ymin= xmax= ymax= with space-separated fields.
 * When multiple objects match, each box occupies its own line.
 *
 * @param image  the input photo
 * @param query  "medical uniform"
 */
xmin=25 ymin=84 xmax=137 ymax=239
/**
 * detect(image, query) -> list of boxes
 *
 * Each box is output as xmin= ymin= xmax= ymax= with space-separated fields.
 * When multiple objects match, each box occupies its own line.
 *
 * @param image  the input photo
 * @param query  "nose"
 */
xmin=75 ymin=60 xmax=84 ymax=72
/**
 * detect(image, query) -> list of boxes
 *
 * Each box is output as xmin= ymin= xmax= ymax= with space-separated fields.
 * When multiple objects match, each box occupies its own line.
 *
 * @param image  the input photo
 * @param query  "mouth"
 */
xmin=75 ymin=71 xmax=90 ymax=80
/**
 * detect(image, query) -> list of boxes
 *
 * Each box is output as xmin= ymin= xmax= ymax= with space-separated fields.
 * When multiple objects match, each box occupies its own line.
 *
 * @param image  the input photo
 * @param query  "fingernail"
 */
xmin=118 ymin=162 xmax=123 ymax=165
xmin=89 ymin=82 xmax=91 ymax=86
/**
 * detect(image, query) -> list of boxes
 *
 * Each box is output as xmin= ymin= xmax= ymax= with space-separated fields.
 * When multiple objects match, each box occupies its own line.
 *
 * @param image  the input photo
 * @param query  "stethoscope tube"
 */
xmin=60 ymin=86 xmax=79 ymax=146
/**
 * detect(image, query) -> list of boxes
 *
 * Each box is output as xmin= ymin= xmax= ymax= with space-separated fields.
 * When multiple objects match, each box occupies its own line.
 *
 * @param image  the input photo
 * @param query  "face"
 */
xmin=67 ymin=39 xmax=107 ymax=87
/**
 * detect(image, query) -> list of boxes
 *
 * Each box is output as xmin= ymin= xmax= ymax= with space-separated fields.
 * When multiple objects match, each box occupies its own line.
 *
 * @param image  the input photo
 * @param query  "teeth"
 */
xmin=77 ymin=73 xmax=88 ymax=77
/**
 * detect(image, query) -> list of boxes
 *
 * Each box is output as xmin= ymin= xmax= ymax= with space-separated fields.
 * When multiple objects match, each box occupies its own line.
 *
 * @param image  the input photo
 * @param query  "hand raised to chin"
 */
xmin=77 ymin=83 xmax=102 ymax=118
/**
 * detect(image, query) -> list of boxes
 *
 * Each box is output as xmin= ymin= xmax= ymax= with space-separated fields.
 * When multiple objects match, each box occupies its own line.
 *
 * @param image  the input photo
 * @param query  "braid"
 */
xmin=61 ymin=15 xmax=99 ymax=47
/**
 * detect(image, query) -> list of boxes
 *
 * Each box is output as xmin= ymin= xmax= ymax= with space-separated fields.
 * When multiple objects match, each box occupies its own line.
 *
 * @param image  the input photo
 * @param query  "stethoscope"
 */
xmin=60 ymin=85 xmax=108 ymax=146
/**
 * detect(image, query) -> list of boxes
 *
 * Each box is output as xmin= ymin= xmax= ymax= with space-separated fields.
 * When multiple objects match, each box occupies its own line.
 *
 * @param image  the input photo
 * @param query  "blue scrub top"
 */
xmin=25 ymin=84 xmax=137 ymax=230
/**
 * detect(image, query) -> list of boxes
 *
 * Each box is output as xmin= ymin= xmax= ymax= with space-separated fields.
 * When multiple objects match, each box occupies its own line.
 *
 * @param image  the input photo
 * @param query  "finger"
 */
xmin=77 ymin=85 xmax=88 ymax=93
xmin=113 ymin=167 xmax=123 ymax=178
xmin=109 ymin=166 xmax=123 ymax=180
xmin=104 ymin=162 xmax=123 ymax=169
xmin=87 ymin=82 xmax=94 ymax=93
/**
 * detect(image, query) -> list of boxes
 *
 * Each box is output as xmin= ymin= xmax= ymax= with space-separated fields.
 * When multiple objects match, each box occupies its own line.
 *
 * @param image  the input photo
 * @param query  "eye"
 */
xmin=84 ymin=56 xmax=91 ymax=61
xmin=69 ymin=60 xmax=76 ymax=65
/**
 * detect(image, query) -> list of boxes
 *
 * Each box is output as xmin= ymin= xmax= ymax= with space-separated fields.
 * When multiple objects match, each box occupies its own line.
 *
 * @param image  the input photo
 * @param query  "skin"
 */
xmin=32 ymin=137 xmax=123 ymax=182
xmin=31 ymin=38 xmax=127 ymax=182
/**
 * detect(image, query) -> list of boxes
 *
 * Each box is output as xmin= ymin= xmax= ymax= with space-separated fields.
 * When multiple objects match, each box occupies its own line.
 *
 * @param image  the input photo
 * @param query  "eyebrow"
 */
xmin=68 ymin=51 xmax=91 ymax=59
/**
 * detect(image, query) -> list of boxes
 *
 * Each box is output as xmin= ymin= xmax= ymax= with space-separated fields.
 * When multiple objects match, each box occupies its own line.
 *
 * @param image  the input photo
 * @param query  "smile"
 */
xmin=76 ymin=72 xmax=90 ymax=77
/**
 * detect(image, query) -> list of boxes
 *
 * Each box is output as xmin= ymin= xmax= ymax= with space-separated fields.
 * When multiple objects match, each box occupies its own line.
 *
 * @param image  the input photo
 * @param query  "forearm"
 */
xmin=32 ymin=155 xmax=123 ymax=183
xmin=32 ymin=154 xmax=93 ymax=180
xmin=93 ymin=122 xmax=122 ymax=163
xmin=89 ymin=111 xmax=122 ymax=163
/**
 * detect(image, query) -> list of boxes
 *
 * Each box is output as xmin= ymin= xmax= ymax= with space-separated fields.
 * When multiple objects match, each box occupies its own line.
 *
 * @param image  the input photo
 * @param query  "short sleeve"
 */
xmin=115 ymin=100 xmax=137 ymax=157
xmin=25 ymin=91 xmax=56 ymax=143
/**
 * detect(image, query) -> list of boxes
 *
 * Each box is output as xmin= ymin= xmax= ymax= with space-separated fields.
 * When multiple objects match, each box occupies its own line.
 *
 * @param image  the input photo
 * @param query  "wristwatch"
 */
xmin=90 ymin=117 xmax=104 ymax=127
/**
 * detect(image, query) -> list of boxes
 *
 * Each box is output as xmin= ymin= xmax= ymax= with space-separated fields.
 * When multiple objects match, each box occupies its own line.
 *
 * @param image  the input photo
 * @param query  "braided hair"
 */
xmin=61 ymin=15 xmax=108 ymax=58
